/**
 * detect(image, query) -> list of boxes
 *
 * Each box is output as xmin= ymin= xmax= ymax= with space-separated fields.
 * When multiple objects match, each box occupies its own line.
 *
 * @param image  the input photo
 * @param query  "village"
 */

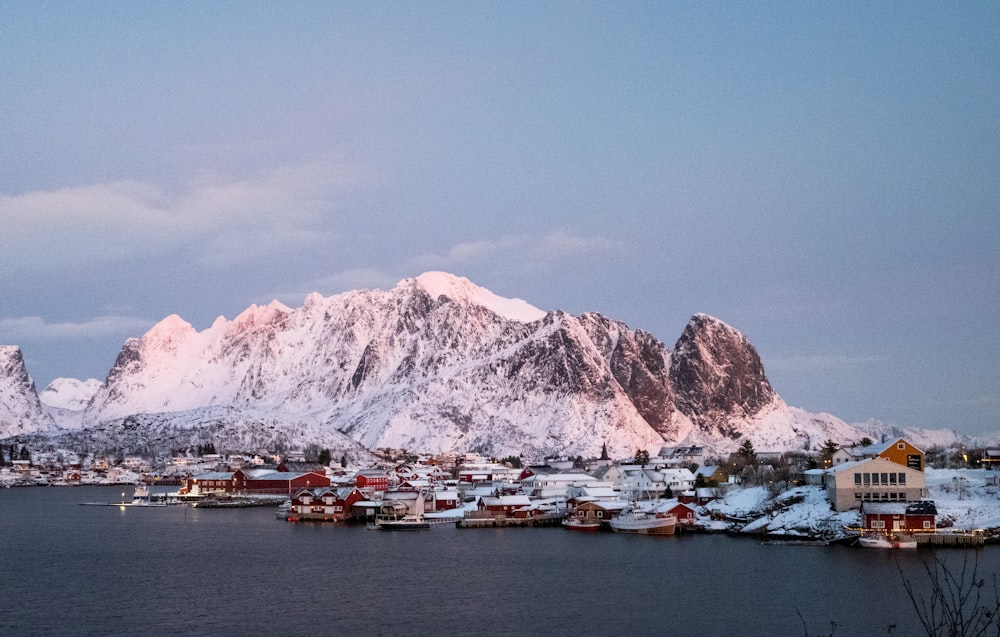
xmin=3 ymin=437 xmax=1000 ymax=545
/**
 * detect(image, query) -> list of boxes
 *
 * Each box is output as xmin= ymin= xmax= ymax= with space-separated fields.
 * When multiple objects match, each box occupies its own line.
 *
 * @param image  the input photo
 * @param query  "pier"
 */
xmin=456 ymin=511 xmax=565 ymax=529
xmin=914 ymin=530 xmax=986 ymax=547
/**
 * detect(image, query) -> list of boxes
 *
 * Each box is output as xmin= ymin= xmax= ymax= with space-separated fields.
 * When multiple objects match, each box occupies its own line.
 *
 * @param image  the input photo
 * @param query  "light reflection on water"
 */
xmin=0 ymin=486 xmax=995 ymax=636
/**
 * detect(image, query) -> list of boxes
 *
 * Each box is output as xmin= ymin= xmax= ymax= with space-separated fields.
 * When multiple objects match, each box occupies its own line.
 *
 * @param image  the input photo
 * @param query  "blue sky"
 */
xmin=1 ymin=2 xmax=997 ymax=435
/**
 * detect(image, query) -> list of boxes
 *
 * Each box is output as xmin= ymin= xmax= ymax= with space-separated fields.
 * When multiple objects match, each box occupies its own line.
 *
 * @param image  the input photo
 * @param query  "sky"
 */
xmin=1 ymin=2 xmax=997 ymax=435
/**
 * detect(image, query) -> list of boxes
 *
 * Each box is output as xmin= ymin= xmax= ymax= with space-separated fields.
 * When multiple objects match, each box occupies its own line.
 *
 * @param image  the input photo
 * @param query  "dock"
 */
xmin=914 ymin=530 xmax=986 ymax=547
xmin=456 ymin=511 xmax=565 ymax=529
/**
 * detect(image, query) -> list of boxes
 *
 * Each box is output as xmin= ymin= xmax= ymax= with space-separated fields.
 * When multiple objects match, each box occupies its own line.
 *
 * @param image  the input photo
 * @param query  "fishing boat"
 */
xmin=609 ymin=506 xmax=676 ymax=535
xmin=376 ymin=513 xmax=431 ymax=530
xmin=562 ymin=513 xmax=601 ymax=532
xmin=858 ymin=533 xmax=917 ymax=549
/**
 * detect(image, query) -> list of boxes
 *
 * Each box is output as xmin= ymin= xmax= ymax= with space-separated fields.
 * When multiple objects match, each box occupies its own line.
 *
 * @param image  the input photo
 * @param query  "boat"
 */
xmin=79 ymin=484 xmax=167 ymax=508
xmin=562 ymin=513 xmax=602 ymax=532
xmin=375 ymin=514 xmax=431 ymax=530
xmin=858 ymin=533 xmax=917 ymax=549
xmin=609 ymin=506 xmax=676 ymax=535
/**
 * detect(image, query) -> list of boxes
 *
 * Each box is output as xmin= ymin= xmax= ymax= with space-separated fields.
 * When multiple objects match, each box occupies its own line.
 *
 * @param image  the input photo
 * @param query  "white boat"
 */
xmin=858 ymin=533 xmax=917 ymax=549
xmin=562 ymin=514 xmax=601 ymax=532
xmin=376 ymin=514 xmax=431 ymax=530
xmin=609 ymin=507 xmax=676 ymax=535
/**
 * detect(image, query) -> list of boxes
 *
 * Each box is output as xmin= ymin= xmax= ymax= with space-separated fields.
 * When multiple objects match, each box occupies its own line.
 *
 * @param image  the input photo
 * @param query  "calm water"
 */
xmin=1 ymin=486 xmax=996 ymax=637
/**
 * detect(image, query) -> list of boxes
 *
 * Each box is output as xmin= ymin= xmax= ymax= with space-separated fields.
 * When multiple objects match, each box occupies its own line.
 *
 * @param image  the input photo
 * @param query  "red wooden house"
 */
xmin=180 ymin=469 xmax=247 ymax=495
xmin=860 ymin=500 xmax=937 ymax=534
xmin=663 ymin=501 xmax=697 ymax=526
xmin=355 ymin=469 xmax=389 ymax=492
xmin=245 ymin=471 xmax=329 ymax=495
xmin=477 ymin=495 xmax=531 ymax=515
xmin=286 ymin=486 xmax=365 ymax=522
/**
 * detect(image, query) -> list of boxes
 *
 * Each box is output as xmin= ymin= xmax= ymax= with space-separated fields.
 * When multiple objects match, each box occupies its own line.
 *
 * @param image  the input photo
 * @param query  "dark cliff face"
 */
xmin=1 ymin=347 xmax=34 ymax=392
xmin=1 ymin=346 xmax=53 ymax=436
xmin=669 ymin=314 xmax=774 ymax=436
xmin=577 ymin=313 xmax=677 ymax=437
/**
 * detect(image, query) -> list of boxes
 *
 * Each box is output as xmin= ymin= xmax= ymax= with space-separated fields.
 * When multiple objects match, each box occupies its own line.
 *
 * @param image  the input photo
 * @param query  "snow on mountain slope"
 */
xmin=39 ymin=378 xmax=103 ymax=411
xmin=0 ymin=346 xmax=56 ymax=438
xmin=77 ymin=273 xmax=882 ymax=458
xmin=38 ymin=377 xmax=104 ymax=430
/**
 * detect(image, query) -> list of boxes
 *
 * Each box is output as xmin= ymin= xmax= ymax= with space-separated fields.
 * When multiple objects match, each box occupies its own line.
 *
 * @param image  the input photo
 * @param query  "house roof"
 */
xmin=191 ymin=471 xmax=235 ymax=480
xmin=480 ymin=495 xmax=531 ymax=506
xmin=861 ymin=499 xmax=937 ymax=515
xmin=865 ymin=437 xmax=925 ymax=456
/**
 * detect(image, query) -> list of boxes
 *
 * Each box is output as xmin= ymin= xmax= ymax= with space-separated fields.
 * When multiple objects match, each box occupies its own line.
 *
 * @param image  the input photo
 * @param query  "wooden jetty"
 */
xmin=457 ymin=511 xmax=565 ymax=529
xmin=914 ymin=529 xmax=986 ymax=547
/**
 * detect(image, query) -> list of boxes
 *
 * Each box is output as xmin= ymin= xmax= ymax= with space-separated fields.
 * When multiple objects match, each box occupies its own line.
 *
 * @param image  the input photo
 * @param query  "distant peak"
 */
xmin=407 ymin=272 xmax=547 ymax=323
xmin=149 ymin=314 xmax=195 ymax=334
xmin=232 ymin=299 xmax=292 ymax=326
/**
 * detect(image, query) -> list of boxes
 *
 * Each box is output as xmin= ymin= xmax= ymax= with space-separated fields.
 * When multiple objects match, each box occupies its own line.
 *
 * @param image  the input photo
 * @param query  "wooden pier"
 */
xmin=456 ymin=512 xmax=564 ymax=529
xmin=914 ymin=530 xmax=986 ymax=547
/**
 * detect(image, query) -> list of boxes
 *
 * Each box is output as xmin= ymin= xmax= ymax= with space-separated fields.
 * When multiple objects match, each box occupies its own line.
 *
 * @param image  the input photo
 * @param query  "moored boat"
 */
xmin=562 ymin=514 xmax=601 ymax=532
xmin=609 ymin=507 xmax=676 ymax=535
xmin=858 ymin=533 xmax=917 ymax=549
xmin=376 ymin=514 xmax=431 ymax=530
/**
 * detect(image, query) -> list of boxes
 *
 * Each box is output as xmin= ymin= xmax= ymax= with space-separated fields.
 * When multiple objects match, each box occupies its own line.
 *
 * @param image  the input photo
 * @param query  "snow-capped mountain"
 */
xmin=0 ymin=346 xmax=56 ymax=438
xmin=66 ymin=272 xmax=853 ymax=458
xmin=38 ymin=378 xmax=103 ymax=430
xmin=4 ymin=272 xmax=965 ymax=459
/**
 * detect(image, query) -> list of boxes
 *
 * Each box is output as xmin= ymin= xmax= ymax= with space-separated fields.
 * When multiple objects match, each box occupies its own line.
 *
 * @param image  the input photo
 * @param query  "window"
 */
xmin=898 ymin=443 xmax=905 ymax=450
xmin=923 ymin=521 xmax=931 ymax=529
xmin=881 ymin=473 xmax=889 ymax=484
xmin=871 ymin=520 xmax=885 ymax=529
xmin=863 ymin=473 xmax=871 ymax=486
xmin=899 ymin=473 xmax=906 ymax=485
xmin=889 ymin=473 xmax=897 ymax=485
xmin=854 ymin=473 xmax=862 ymax=485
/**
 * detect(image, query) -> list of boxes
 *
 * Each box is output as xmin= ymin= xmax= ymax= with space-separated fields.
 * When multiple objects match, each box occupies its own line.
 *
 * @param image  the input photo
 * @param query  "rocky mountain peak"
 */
xmin=408 ymin=272 xmax=547 ymax=323
xmin=0 ymin=346 xmax=55 ymax=437
xmin=669 ymin=313 xmax=775 ymax=437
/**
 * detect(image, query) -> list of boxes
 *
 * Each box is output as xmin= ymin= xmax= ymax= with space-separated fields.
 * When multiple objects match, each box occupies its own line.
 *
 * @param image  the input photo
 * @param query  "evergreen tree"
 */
xmin=737 ymin=440 xmax=756 ymax=465
xmin=859 ymin=437 xmax=874 ymax=447
xmin=820 ymin=439 xmax=840 ymax=466
xmin=634 ymin=449 xmax=650 ymax=467
xmin=318 ymin=448 xmax=332 ymax=466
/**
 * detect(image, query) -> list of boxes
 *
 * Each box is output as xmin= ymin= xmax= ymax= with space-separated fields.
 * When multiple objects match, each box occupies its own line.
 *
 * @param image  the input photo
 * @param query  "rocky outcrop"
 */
xmin=0 ymin=346 xmax=56 ymax=438
xmin=669 ymin=313 xmax=776 ymax=438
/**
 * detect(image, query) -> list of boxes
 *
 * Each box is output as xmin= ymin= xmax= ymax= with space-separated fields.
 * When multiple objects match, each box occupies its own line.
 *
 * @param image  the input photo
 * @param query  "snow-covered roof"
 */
xmin=191 ymin=471 xmax=235 ymax=480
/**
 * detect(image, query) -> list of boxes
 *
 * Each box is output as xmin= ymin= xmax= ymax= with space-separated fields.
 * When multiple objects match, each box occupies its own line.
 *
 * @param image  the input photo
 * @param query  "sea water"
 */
xmin=0 ymin=486 xmax=996 ymax=636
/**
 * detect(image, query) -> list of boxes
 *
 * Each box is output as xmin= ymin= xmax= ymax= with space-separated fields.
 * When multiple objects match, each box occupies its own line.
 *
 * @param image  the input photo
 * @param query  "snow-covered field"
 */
xmin=703 ymin=468 xmax=1000 ymax=539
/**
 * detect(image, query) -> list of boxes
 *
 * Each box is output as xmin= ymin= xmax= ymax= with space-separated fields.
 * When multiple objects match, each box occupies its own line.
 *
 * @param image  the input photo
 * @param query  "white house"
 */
xmin=825 ymin=456 xmax=928 ymax=512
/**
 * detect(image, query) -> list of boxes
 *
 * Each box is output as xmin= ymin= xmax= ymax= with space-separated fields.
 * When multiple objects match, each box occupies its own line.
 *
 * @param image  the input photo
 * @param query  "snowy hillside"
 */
xmin=38 ymin=378 xmax=103 ymax=430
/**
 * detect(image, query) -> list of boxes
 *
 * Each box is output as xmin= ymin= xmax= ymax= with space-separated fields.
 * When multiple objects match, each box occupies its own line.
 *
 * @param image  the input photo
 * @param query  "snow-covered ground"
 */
xmin=703 ymin=468 xmax=1000 ymax=539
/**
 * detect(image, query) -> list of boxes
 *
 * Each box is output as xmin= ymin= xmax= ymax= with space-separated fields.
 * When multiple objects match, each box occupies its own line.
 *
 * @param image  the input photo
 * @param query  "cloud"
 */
xmin=0 ymin=158 xmax=359 ymax=274
xmin=0 ymin=315 xmax=154 ymax=343
xmin=406 ymin=228 xmax=625 ymax=273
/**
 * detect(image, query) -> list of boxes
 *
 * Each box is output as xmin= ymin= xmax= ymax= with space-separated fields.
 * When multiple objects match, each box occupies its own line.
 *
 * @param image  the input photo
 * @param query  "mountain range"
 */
xmin=1 ymin=272 xmax=965 ymax=460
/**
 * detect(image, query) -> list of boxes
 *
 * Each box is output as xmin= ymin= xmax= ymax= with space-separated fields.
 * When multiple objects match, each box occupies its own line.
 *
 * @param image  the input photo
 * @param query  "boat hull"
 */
xmin=376 ymin=514 xmax=430 ymax=530
xmin=858 ymin=534 xmax=916 ymax=549
xmin=609 ymin=511 xmax=677 ymax=535
xmin=377 ymin=521 xmax=431 ymax=530
xmin=562 ymin=519 xmax=601 ymax=532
